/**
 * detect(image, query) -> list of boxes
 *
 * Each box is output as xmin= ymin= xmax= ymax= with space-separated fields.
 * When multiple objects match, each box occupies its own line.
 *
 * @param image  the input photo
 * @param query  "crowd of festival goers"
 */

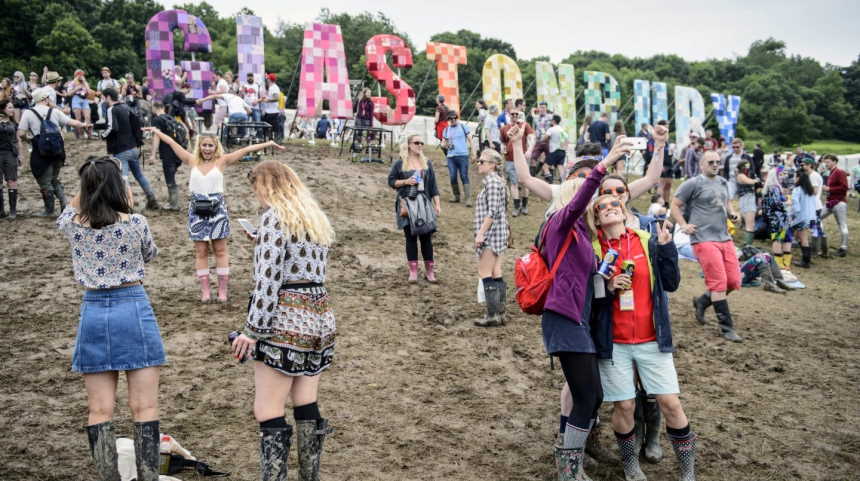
xmin=3 ymin=63 xmax=855 ymax=481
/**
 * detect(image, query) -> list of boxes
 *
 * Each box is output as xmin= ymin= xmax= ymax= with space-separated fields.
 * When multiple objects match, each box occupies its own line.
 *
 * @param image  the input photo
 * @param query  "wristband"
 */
xmin=595 ymin=163 xmax=607 ymax=174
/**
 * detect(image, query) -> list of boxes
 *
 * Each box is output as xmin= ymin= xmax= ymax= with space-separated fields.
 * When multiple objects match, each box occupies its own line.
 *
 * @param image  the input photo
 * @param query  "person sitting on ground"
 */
xmin=738 ymin=245 xmax=793 ymax=293
xmin=58 ymin=155 xmax=164 ymax=481
xmin=648 ymin=193 xmax=666 ymax=218
xmin=315 ymin=114 xmax=331 ymax=140
xmin=388 ymin=135 xmax=441 ymax=283
xmin=589 ymin=194 xmax=697 ymax=481
xmin=142 ymin=127 xmax=284 ymax=303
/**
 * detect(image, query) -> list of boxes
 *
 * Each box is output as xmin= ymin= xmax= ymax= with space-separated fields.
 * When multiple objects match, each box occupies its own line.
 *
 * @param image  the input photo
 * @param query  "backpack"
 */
xmin=158 ymin=114 xmax=189 ymax=149
xmin=128 ymin=107 xmax=144 ymax=147
xmin=514 ymin=223 xmax=576 ymax=315
xmin=30 ymin=108 xmax=64 ymax=157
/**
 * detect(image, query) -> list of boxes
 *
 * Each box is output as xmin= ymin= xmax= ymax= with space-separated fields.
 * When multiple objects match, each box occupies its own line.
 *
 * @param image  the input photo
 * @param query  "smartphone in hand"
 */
xmin=237 ymin=218 xmax=258 ymax=238
xmin=626 ymin=137 xmax=648 ymax=150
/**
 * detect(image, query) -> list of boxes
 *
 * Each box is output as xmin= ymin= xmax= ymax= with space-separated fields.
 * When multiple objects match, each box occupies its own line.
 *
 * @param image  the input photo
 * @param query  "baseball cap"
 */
xmin=32 ymin=87 xmax=51 ymax=103
xmin=266 ymin=73 xmax=277 ymax=82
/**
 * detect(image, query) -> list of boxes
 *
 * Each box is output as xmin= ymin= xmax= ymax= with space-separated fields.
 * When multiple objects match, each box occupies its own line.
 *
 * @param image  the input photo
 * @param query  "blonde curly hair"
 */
xmin=192 ymin=134 xmax=225 ymax=165
xmin=249 ymin=160 xmax=335 ymax=246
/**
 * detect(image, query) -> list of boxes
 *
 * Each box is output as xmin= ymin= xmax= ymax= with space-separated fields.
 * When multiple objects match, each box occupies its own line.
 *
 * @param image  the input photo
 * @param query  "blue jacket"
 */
xmin=590 ymin=229 xmax=681 ymax=358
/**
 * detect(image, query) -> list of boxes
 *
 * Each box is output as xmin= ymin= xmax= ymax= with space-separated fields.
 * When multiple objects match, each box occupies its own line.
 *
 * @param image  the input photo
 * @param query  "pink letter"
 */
xmin=365 ymin=34 xmax=415 ymax=125
xmin=297 ymin=22 xmax=353 ymax=119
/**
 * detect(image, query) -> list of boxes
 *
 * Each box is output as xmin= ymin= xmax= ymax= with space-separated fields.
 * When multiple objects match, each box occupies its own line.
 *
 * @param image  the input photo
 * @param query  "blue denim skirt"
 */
xmin=71 ymin=285 xmax=167 ymax=373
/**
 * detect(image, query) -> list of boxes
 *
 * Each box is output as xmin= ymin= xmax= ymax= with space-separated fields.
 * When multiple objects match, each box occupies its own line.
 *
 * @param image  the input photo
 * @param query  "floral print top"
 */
xmin=57 ymin=206 xmax=158 ymax=289
xmin=246 ymin=208 xmax=329 ymax=338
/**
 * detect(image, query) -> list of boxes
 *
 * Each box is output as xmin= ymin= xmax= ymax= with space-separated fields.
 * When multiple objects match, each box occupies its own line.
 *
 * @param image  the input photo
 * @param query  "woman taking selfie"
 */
xmin=511 ymin=121 xmax=630 ymax=479
xmin=231 ymin=160 xmax=336 ymax=481
xmin=143 ymin=128 xmax=283 ymax=302
xmin=388 ymin=135 xmax=441 ymax=282
xmin=473 ymin=148 xmax=508 ymax=327
xmin=588 ymin=194 xmax=696 ymax=481
xmin=58 ymin=156 xmax=164 ymax=481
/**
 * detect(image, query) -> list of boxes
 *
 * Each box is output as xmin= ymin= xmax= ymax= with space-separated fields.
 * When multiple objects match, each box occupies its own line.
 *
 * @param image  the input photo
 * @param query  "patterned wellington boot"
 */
xmin=86 ymin=421 xmax=121 ymax=481
xmin=616 ymin=431 xmax=648 ymax=481
xmin=133 ymin=421 xmax=161 ymax=481
xmin=260 ymin=424 xmax=292 ymax=481
xmin=296 ymin=418 xmax=333 ymax=481
xmin=554 ymin=446 xmax=584 ymax=481
xmin=670 ymin=433 xmax=697 ymax=481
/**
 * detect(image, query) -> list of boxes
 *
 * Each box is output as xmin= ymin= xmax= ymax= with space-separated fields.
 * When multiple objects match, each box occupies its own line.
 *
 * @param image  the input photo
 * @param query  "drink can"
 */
xmin=622 ymin=260 xmax=635 ymax=276
xmin=598 ymin=249 xmax=619 ymax=279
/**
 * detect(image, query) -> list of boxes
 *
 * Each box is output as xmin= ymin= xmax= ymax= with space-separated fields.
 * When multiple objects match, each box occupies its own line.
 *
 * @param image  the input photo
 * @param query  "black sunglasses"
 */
xmin=411 ymin=141 xmax=424 ymax=146
xmin=601 ymin=186 xmax=627 ymax=196
xmin=596 ymin=199 xmax=623 ymax=211
xmin=706 ymin=160 xmax=721 ymax=166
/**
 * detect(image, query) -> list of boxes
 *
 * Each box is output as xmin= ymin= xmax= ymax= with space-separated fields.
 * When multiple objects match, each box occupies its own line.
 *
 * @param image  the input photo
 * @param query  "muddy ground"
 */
xmin=1 ymin=138 xmax=858 ymax=481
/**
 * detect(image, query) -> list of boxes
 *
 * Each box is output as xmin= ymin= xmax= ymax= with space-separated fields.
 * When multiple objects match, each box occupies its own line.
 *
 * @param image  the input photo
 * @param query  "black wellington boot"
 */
xmin=33 ymin=189 xmax=55 ymax=217
xmin=450 ymin=182 xmax=460 ymax=203
xmin=260 ymin=424 xmax=292 ymax=481
xmin=86 ymin=421 xmax=121 ymax=481
xmin=713 ymin=300 xmax=743 ymax=342
xmin=8 ymin=189 xmax=16 ymax=219
xmin=133 ymin=420 xmax=160 ymax=481
xmin=642 ymin=395 xmax=663 ymax=463
xmin=295 ymin=418 xmax=333 ymax=481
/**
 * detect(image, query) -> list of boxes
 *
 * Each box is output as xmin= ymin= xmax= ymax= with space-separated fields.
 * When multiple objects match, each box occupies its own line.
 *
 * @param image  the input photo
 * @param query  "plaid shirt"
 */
xmin=474 ymin=172 xmax=508 ymax=254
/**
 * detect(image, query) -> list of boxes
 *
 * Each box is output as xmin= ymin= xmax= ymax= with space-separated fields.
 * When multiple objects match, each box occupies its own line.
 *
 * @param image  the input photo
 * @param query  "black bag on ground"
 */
xmin=160 ymin=453 xmax=229 ymax=477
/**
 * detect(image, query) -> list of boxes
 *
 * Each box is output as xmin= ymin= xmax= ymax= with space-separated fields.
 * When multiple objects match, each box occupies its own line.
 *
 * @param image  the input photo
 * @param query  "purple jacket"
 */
xmin=541 ymin=166 xmax=605 ymax=322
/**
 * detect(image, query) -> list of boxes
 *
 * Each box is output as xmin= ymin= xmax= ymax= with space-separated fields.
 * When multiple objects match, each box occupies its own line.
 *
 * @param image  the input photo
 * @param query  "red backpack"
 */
xmin=514 ymin=225 xmax=576 ymax=315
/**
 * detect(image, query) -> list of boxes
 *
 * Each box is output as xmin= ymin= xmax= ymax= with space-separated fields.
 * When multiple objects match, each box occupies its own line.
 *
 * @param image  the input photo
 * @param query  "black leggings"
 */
xmin=404 ymin=225 xmax=433 ymax=261
xmin=558 ymin=352 xmax=603 ymax=430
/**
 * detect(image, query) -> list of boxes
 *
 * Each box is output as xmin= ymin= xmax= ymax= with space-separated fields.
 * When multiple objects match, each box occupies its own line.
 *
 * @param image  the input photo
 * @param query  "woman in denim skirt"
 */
xmin=57 ymin=155 xmax=164 ymax=481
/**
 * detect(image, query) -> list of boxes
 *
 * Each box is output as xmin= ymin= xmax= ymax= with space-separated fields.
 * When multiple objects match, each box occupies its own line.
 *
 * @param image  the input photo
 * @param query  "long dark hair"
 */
xmin=77 ymin=155 xmax=131 ymax=229
xmin=796 ymin=170 xmax=815 ymax=197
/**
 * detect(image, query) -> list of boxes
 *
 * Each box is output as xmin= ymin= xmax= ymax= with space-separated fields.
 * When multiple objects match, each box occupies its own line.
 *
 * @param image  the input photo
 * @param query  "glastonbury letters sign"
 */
xmin=145 ymin=13 xmax=741 ymax=137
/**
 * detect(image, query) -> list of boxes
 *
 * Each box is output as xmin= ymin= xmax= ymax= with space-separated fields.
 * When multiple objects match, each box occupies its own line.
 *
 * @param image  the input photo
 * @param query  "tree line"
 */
xmin=4 ymin=0 xmax=859 ymax=146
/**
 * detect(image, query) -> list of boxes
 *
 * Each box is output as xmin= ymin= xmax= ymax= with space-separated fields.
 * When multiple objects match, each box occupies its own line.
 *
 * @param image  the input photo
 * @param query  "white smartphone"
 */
xmin=237 ymin=218 xmax=257 ymax=238
xmin=626 ymin=137 xmax=648 ymax=150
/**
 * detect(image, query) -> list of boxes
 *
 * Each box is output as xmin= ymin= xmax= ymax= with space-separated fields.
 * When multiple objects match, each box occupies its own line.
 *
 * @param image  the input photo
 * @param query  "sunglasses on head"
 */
xmin=601 ymin=186 xmax=627 ymax=196
xmin=596 ymin=199 xmax=623 ymax=211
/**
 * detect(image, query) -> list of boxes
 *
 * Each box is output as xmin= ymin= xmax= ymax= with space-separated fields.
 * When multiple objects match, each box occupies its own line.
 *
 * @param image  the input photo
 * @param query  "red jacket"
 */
xmin=826 ymin=168 xmax=848 ymax=208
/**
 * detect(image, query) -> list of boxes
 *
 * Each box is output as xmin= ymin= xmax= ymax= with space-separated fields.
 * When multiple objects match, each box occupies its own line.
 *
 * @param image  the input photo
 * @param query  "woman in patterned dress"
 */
xmin=231 ymin=160 xmax=336 ymax=481
xmin=473 ymin=148 xmax=508 ymax=327
xmin=143 ymin=128 xmax=284 ymax=302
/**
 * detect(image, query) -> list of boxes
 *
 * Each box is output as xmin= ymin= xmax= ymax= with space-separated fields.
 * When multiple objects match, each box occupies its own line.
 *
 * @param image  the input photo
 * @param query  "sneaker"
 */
xmin=836 ymin=247 xmax=847 ymax=257
xmin=721 ymin=329 xmax=743 ymax=342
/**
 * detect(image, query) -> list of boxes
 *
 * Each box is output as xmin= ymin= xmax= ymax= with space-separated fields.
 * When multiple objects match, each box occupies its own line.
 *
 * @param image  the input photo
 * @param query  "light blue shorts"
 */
xmin=504 ymin=161 xmax=518 ymax=185
xmin=72 ymin=95 xmax=90 ymax=111
xmin=598 ymin=342 xmax=679 ymax=401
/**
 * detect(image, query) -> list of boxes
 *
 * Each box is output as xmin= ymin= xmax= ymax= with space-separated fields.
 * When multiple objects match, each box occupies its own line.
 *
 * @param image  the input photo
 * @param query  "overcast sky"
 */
xmin=202 ymin=0 xmax=858 ymax=67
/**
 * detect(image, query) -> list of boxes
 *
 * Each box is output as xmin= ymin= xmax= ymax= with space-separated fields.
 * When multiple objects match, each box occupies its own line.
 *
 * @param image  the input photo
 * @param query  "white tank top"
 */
xmin=189 ymin=165 xmax=224 ymax=194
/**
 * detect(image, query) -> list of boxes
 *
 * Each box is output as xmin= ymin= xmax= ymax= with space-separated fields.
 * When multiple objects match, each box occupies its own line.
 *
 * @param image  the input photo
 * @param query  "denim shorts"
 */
xmin=71 ymin=285 xmax=167 ymax=373
xmin=504 ymin=161 xmax=518 ymax=185
xmin=72 ymin=95 xmax=90 ymax=111
xmin=598 ymin=342 xmax=679 ymax=401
